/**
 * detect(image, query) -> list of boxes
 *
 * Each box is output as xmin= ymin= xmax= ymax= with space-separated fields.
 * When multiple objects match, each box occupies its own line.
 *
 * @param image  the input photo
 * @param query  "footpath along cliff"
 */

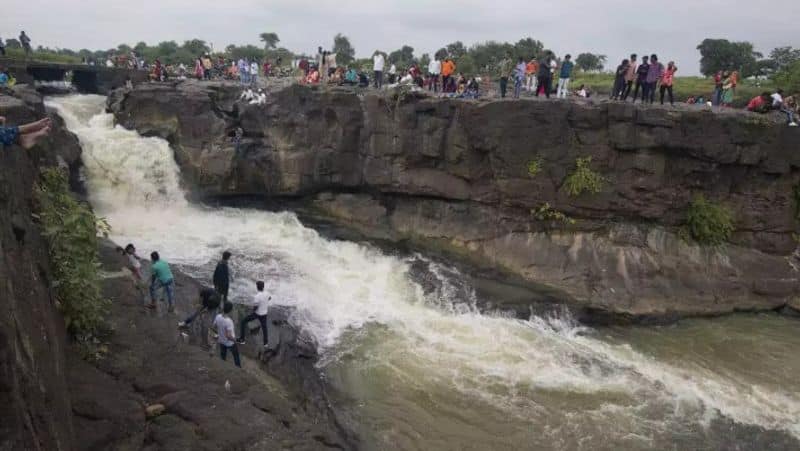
xmin=109 ymin=81 xmax=800 ymax=320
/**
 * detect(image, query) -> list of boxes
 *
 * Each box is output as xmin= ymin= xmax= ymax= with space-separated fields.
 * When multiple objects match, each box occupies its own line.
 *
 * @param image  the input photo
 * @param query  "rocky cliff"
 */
xmin=0 ymin=88 xmax=83 ymax=450
xmin=109 ymin=81 xmax=800 ymax=319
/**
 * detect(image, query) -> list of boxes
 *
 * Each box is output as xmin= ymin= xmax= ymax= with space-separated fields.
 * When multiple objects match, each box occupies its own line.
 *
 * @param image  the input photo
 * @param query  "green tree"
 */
xmin=575 ymin=53 xmax=607 ymax=72
xmin=446 ymin=41 xmax=467 ymax=59
xmin=434 ymin=47 xmax=448 ymax=61
xmin=696 ymin=38 xmax=763 ymax=77
xmin=332 ymin=33 xmax=355 ymax=65
xmin=769 ymin=46 xmax=800 ymax=73
xmin=419 ymin=53 xmax=431 ymax=71
xmin=388 ymin=45 xmax=415 ymax=68
xmin=513 ymin=37 xmax=544 ymax=60
xmin=225 ymin=44 xmax=264 ymax=61
xmin=116 ymin=44 xmax=132 ymax=54
xmin=5 ymin=38 xmax=21 ymax=49
xmin=469 ymin=41 xmax=513 ymax=74
xmin=156 ymin=40 xmax=179 ymax=55
xmin=259 ymin=32 xmax=280 ymax=50
xmin=774 ymin=60 xmax=800 ymax=93
xmin=182 ymin=39 xmax=209 ymax=56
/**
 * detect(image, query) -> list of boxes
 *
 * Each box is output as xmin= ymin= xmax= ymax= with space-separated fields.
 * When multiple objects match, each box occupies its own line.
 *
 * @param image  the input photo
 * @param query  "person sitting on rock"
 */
xmin=344 ymin=67 xmax=358 ymax=86
xmin=237 ymin=280 xmax=270 ymax=347
xmin=0 ymin=116 xmax=51 ymax=150
xmin=747 ymin=92 xmax=773 ymax=114
xmin=214 ymin=302 xmax=241 ymax=368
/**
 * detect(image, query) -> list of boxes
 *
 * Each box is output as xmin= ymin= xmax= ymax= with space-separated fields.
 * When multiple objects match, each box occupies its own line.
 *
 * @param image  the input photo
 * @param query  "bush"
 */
xmin=527 ymin=158 xmax=543 ymax=177
xmin=683 ymin=194 xmax=735 ymax=245
xmin=532 ymin=202 xmax=575 ymax=225
xmin=35 ymin=168 xmax=110 ymax=338
xmin=563 ymin=156 xmax=604 ymax=197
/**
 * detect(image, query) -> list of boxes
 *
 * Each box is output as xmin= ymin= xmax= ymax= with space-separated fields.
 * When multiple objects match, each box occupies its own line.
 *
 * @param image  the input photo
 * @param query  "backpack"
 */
xmin=200 ymin=288 xmax=221 ymax=310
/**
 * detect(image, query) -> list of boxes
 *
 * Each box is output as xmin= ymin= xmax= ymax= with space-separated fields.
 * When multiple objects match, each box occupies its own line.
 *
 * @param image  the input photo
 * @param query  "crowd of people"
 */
xmin=119 ymin=245 xmax=270 ymax=369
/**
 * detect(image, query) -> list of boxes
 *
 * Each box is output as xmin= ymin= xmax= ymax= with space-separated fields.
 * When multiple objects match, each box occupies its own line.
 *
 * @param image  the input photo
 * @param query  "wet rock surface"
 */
xmin=67 ymin=242 xmax=352 ymax=451
xmin=109 ymin=81 xmax=800 ymax=319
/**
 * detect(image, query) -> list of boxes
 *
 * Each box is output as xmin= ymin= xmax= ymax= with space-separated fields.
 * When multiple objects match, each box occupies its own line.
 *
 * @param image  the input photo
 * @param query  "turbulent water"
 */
xmin=49 ymin=94 xmax=800 ymax=451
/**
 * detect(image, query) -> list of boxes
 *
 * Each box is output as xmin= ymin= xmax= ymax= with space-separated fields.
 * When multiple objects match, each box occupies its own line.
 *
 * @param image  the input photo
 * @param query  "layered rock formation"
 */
xmin=0 ymin=87 xmax=82 ymax=451
xmin=109 ymin=81 xmax=800 ymax=319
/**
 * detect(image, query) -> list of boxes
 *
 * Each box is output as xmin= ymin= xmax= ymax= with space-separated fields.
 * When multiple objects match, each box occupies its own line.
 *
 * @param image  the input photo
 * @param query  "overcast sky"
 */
xmin=3 ymin=0 xmax=798 ymax=74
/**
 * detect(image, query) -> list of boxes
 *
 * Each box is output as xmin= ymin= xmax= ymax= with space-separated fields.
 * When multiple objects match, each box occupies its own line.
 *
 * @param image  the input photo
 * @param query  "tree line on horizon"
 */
xmin=5 ymin=32 xmax=799 ymax=92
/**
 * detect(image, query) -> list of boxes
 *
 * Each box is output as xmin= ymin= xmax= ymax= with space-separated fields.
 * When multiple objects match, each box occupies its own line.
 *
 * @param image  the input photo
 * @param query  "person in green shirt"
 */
xmin=149 ymin=251 xmax=175 ymax=312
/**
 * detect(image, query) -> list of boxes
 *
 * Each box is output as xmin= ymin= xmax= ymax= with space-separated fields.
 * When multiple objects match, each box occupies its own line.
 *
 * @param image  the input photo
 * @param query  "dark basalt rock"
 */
xmin=109 ymin=81 xmax=800 ymax=319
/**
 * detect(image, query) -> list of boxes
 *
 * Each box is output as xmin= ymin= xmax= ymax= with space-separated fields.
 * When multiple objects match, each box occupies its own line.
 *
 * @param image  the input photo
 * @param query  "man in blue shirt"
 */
xmin=557 ymin=54 xmax=574 ymax=99
xmin=149 ymin=251 xmax=176 ymax=312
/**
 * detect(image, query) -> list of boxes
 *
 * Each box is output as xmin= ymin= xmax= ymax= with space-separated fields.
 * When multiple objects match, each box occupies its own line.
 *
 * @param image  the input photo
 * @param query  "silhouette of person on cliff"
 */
xmin=213 ymin=251 xmax=233 ymax=303
xmin=19 ymin=31 xmax=31 ymax=57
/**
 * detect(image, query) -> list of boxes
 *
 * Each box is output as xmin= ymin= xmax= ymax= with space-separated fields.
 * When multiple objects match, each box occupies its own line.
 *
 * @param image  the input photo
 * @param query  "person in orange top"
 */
xmin=441 ymin=58 xmax=456 ymax=92
xmin=659 ymin=61 xmax=678 ymax=105
xmin=525 ymin=59 xmax=538 ymax=92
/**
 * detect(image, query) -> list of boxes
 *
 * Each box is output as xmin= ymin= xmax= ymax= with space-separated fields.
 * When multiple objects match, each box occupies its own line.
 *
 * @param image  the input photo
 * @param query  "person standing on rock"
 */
xmin=19 ymin=31 xmax=31 ymax=58
xmin=659 ymin=61 xmax=677 ymax=106
xmin=213 ymin=251 xmax=233 ymax=303
xmin=372 ymin=51 xmax=385 ymax=89
xmin=631 ymin=55 xmax=649 ymax=103
xmin=621 ymin=54 xmax=638 ymax=101
xmin=645 ymin=54 xmax=664 ymax=104
xmin=237 ymin=280 xmax=270 ymax=347
xmin=250 ymin=60 xmax=259 ymax=86
xmin=149 ymin=252 xmax=175 ymax=312
xmin=535 ymin=51 xmax=554 ymax=99
xmin=0 ymin=36 xmax=5 ymax=56
xmin=214 ymin=302 xmax=241 ymax=368
xmin=513 ymin=57 xmax=527 ymax=99
xmin=557 ymin=54 xmax=574 ymax=99
xmin=427 ymin=57 xmax=441 ymax=93
xmin=498 ymin=57 xmax=512 ymax=98
xmin=121 ymin=244 xmax=145 ymax=300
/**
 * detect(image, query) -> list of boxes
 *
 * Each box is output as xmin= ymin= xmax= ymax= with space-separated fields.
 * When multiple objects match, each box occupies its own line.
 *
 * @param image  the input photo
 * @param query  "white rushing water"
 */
xmin=48 ymin=94 xmax=800 ymax=449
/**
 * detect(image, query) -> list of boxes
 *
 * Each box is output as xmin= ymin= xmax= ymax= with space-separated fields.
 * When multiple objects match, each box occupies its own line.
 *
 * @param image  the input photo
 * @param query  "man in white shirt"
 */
xmin=373 ymin=51 xmax=385 ymax=89
xmin=237 ymin=281 xmax=270 ymax=346
xmin=250 ymin=61 xmax=259 ymax=85
xmin=772 ymin=89 xmax=798 ymax=126
xmin=428 ymin=58 xmax=441 ymax=93
xmin=213 ymin=302 xmax=241 ymax=367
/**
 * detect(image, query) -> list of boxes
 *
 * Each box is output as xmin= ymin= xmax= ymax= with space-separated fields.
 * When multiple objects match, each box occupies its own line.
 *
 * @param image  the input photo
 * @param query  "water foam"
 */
xmin=47 ymin=94 xmax=800 ymax=442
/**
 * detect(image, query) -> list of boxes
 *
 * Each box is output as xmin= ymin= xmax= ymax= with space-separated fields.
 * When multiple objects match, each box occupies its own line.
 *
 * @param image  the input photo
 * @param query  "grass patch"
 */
xmin=527 ymin=158 xmax=543 ymax=177
xmin=563 ymin=156 xmax=604 ymax=197
xmin=35 ymin=168 xmax=111 ymax=340
xmin=569 ymin=72 xmax=776 ymax=107
xmin=3 ymin=48 xmax=83 ymax=64
xmin=682 ymin=194 xmax=734 ymax=246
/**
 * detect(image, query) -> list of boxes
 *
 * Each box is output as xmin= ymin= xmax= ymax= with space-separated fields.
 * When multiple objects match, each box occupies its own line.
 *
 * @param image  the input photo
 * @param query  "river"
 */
xmin=48 ymin=94 xmax=800 ymax=451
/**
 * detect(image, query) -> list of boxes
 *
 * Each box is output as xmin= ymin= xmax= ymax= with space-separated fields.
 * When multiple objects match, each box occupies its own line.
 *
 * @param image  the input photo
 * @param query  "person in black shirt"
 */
xmin=631 ymin=55 xmax=650 ymax=104
xmin=213 ymin=251 xmax=232 ymax=303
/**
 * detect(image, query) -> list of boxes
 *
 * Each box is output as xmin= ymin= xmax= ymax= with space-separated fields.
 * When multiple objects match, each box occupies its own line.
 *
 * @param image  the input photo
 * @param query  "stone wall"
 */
xmin=109 ymin=81 xmax=800 ymax=318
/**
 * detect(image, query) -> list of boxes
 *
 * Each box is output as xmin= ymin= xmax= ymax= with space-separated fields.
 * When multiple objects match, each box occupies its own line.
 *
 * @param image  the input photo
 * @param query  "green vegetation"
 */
xmin=527 ymin=158 xmax=543 ymax=177
xmin=3 ymin=47 xmax=82 ymax=64
xmin=532 ymin=203 xmax=576 ymax=225
xmin=35 ymin=168 xmax=110 ymax=339
xmin=563 ymin=156 xmax=604 ymax=197
xmin=682 ymin=194 xmax=735 ymax=246
xmin=570 ymin=72 xmax=776 ymax=107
